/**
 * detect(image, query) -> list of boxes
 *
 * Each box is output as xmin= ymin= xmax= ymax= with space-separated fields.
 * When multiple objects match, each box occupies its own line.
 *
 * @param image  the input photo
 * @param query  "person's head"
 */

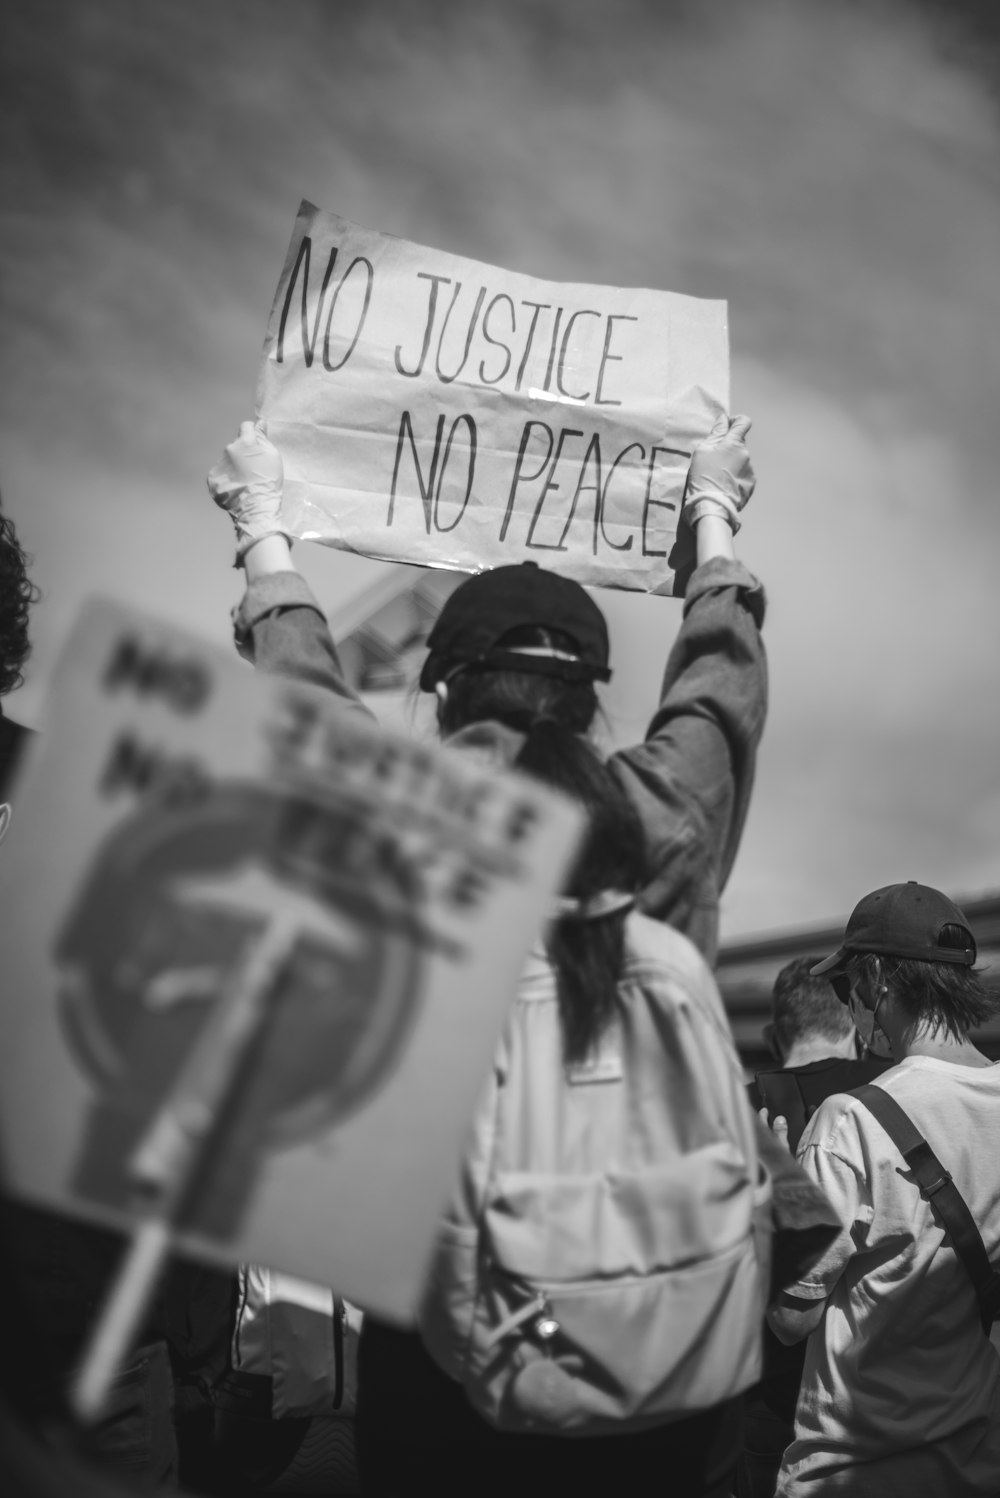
xmin=0 ymin=507 xmax=38 ymax=699
xmin=766 ymin=956 xmax=854 ymax=1064
xmin=811 ymin=881 xmax=994 ymax=1054
xmin=420 ymin=561 xmax=610 ymax=741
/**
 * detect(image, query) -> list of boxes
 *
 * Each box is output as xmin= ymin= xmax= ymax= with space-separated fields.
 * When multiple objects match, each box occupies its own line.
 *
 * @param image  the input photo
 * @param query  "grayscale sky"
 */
xmin=2 ymin=0 xmax=999 ymax=941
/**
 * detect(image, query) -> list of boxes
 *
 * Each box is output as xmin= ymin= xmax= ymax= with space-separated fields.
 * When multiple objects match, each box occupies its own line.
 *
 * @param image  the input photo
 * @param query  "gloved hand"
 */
xmin=682 ymin=413 xmax=755 ymax=534
xmin=207 ymin=421 xmax=288 ymax=560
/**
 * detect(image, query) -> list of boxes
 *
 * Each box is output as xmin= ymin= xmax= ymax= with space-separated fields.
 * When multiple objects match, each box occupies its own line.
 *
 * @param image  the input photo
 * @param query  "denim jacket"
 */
xmin=233 ymin=555 xmax=767 ymax=968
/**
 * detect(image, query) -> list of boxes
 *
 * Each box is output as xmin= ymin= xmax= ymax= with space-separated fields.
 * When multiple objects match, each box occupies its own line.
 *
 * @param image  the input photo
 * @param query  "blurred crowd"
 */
xmin=0 ymin=409 xmax=998 ymax=1498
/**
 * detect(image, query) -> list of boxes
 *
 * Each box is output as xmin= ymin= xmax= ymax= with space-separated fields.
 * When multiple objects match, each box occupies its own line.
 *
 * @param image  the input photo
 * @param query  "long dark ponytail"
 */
xmin=514 ymin=718 xmax=644 ymax=1064
xmin=435 ymin=624 xmax=644 ymax=1064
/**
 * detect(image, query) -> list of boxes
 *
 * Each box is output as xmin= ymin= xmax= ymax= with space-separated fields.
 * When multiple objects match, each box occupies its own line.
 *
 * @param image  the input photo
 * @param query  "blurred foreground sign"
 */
xmin=0 ymin=604 xmax=580 ymax=1318
xmin=257 ymin=201 xmax=729 ymax=595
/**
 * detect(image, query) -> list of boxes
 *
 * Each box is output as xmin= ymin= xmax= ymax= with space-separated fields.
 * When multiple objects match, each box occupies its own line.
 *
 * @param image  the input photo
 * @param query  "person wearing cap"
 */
xmin=738 ymin=959 xmax=892 ymax=1498
xmin=768 ymin=883 xmax=1000 ymax=1497
xmin=209 ymin=412 xmax=765 ymax=966
xmin=207 ymin=415 xmax=766 ymax=1496
xmin=750 ymin=956 xmax=893 ymax=1156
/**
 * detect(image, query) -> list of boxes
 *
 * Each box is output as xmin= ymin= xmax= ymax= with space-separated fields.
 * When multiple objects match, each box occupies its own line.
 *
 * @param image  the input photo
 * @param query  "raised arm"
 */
xmin=610 ymin=414 xmax=766 ymax=963
xmin=207 ymin=422 xmax=372 ymax=719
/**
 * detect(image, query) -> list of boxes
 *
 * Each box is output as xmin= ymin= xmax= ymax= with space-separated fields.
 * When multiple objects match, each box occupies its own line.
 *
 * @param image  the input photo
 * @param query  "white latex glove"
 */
xmin=682 ymin=413 xmax=755 ymax=534
xmin=207 ymin=421 xmax=288 ymax=560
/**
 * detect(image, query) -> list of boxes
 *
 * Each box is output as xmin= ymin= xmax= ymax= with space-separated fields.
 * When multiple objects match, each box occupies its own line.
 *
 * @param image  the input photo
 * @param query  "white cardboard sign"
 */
xmin=257 ymin=201 xmax=730 ymax=594
xmin=0 ymin=604 xmax=581 ymax=1318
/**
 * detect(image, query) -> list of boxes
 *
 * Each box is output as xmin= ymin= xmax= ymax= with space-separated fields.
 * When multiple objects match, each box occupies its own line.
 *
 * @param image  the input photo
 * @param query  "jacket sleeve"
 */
xmin=231 ymin=571 xmax=374 ymax=721
xmin=784 ymin=1113 xmax=868 ymax=1303
xmin=610 ymin=556 xmax=767 ymax=957
xmin=753 ymin=1117 xmax=845 ymax=1299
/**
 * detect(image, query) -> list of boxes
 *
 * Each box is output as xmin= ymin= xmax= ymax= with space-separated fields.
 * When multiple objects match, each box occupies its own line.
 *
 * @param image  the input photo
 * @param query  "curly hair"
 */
xmin=0 ymin=509 xmax=39 ymax=696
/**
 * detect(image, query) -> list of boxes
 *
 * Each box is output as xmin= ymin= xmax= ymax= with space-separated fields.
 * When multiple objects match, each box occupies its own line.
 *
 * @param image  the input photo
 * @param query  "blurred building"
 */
xmin=331 ymin=570 xmax=1000 ymax=1067
xmin=330 ymin=565 xmax=465 ymax=740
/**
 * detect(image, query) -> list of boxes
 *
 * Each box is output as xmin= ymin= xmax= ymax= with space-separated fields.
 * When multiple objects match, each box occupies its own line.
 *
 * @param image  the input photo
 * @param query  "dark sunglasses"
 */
xmin=830 ymin=973 xmax=853 ymax=1005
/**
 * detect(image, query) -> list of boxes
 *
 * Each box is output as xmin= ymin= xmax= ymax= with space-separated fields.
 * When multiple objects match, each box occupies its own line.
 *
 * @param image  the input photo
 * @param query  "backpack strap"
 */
xmin=852 ymin=1083 xmax=1000 ymax=1333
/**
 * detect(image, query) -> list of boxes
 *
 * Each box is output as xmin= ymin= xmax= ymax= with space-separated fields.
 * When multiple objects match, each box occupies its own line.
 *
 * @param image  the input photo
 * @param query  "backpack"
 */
xmin=210 ymin=1267 xmax=362 ymax=1494
xmin=216 ymin=1265 xmax=361 ymax=1420
xmin=752 ymin=1057 xmax=891 ymax=1153
xmin=418 ymin=911 xmax=772 ymax=1436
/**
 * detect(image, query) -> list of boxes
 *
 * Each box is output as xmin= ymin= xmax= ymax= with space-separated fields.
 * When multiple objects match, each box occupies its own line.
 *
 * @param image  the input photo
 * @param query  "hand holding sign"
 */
xmin=681 ymin=414 xmax=756 ymax=534
xmin=208 ymin=420 xmax=289 ymax=560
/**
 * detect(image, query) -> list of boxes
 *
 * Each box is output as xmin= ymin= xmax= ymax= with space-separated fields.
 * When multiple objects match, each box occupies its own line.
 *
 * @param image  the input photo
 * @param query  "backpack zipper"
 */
xmin=483 ymin=1292 xmax=560 ymax=1351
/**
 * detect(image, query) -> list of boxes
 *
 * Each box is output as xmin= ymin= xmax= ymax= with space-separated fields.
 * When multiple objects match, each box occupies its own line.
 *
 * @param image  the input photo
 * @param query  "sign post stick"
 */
xmin=69 ymin=1216 xmax=173 ymax=1424
xmin=68 ymin=911 xmax=302 ymax=1424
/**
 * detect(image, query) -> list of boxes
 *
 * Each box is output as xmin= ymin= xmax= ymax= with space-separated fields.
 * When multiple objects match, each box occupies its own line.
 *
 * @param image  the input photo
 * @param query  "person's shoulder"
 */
xmin=621 ymin=910 xmax=734 ymax=1035
xmin=799 ymin=1086 xmax=874 ymax=1157
xmin=877 ymin=1055 xmax=1000 ymax=1107
xmin=622 ymin=909 xmax=710 ymax=983
xmin=804 ymin=1058 xmax=948 ymax=1143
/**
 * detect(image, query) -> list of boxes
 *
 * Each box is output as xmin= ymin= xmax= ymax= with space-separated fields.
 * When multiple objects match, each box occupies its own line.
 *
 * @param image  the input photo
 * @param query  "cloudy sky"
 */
xmin=2 ymin=0 xmax=999 ymax=942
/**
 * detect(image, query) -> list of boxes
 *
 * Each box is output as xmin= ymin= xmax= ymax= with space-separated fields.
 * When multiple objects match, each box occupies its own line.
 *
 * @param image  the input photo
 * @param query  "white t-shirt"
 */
xmin=776 ymin=1054 xmax=1000 ymax=1498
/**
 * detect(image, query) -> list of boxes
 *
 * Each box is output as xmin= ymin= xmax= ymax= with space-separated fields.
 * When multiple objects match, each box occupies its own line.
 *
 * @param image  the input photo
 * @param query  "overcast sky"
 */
xmin=2 ymin=0 xmax=999 ymax=941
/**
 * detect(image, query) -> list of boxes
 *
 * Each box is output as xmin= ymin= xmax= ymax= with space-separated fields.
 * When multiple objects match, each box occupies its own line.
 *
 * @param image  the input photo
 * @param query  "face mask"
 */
xmin=849 ymin=985 xmax=892 ymax=1059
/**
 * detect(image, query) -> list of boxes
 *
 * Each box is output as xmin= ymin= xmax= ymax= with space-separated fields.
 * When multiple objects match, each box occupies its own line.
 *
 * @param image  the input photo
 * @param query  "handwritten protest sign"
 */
xmin=257 ymin=202 xmax=729 ymax=594
xmin=0 ymin=603 xmax=581 ymax=1321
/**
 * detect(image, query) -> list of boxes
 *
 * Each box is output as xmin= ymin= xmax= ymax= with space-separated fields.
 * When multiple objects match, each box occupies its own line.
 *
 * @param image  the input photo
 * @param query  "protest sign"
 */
xmin=257 ymin=201 xmax=729 ymax=594
xmin=0 ymin=603 xmax=581 ymax=1325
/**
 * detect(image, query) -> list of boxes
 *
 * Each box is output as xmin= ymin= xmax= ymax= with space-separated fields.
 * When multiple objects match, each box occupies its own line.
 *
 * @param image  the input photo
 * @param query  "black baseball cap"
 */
xmin=419 ymin=562 xmax=611 ymax=692
xmin=811 ymin=882 xmax=976 ymax=978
